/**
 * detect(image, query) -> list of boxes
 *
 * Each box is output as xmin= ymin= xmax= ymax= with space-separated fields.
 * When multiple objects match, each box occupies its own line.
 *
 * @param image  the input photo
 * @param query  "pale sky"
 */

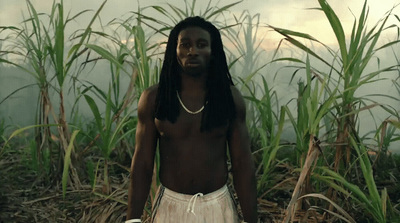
xmin=1 ymin=0 xmax=399 ymax=50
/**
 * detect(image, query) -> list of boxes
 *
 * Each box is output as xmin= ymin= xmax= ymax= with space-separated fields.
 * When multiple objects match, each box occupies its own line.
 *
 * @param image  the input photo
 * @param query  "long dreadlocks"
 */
xmin=155 ymin=16 xmax=236 ymax=131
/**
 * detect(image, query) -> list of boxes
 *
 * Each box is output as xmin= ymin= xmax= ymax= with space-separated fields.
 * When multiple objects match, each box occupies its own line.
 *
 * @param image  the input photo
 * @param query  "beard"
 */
xmin=178 ymin=59 xmax=210 ymax=78
xmin=181 ymin=66 xmax=206 ymax=77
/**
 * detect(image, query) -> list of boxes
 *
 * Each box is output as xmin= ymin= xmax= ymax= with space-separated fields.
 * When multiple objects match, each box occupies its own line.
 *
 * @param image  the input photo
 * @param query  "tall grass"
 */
xmin=0 ymin=0 xmax=109 ymax=186
xmin=314 ymin=133 xmax=400 ymax=222
xmin=282 ymin=56 xmax=338 ymax=222
xmin=270 ymin=0 xmax=400 ymax=221
xmin=272 ymin=0 xmax=400 ymax=171
xmin=0 ymin=119 xmax=7 ymax=150
xmin=106 ymin=16 xmax=161 ymax=96
xmin=84 ymin=88 xmax=135 ymax=194
xmin=223 ymin=11 xmax=267 ymax=85
xmin=1 ymin=0 xmax=400 ymax=222
xmin=242 ymin=75 xmax=285 ymax=192
xmin=1 ymin=1 xmax=58 ymax=173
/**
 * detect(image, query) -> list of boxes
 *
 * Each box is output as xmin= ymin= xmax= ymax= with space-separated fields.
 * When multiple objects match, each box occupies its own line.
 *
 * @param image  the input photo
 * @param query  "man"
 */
xmin=126 ymin=16 xmax=258 ymax=223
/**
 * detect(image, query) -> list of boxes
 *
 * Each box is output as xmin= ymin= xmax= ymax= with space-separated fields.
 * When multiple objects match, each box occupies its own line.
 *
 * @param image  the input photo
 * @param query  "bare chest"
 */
xmin=155 ymin=114 xmax=228 ymax=140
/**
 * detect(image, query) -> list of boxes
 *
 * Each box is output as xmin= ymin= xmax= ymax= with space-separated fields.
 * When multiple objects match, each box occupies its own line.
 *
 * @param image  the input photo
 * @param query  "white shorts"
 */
xmin=151 ymin=184 xmax=239 ymax=223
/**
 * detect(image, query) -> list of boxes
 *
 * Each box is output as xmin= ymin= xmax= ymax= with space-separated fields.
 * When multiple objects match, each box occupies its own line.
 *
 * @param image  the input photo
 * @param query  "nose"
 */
xmin=187 ymin=47 xmax=198 ymax=56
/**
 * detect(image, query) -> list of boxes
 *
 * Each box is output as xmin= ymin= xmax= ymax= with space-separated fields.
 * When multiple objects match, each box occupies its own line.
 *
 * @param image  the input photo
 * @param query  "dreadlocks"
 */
xmin=155 ymin=16 xmax=236 ymax=131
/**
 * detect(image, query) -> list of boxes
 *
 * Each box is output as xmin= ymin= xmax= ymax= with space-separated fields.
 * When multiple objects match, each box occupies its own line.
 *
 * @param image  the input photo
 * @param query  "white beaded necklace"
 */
xmin=176 ymin=91 xmax=207 ymax=115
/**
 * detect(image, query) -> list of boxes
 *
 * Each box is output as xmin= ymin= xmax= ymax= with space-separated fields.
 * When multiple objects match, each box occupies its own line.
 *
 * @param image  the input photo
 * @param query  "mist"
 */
xmin=0 ymin=0 xmax=399 ymax=154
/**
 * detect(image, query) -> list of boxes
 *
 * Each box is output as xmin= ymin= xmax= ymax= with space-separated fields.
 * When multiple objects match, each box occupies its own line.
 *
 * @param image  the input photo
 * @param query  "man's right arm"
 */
xmin=127 ymin=87 xmax=158 ymax=220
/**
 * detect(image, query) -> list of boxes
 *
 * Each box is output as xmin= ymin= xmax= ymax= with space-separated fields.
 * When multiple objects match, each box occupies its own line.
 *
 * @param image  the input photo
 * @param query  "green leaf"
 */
xmin=85 ymin=44 xmax=127 ymax=73
xmin=54 ymin=1 xmax=65 ymax=86
xmin=318 ymin=0 xmax=348 ymax=64
xmin=62 ymin=130 xmax=80 ymax=198
xmin=84 ymin=95 xmax=103 ymax=135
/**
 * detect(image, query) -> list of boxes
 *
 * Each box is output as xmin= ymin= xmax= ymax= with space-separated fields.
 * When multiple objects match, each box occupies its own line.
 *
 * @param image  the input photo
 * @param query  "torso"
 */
xmin=153 ymin=92 xmax=230 ymax=195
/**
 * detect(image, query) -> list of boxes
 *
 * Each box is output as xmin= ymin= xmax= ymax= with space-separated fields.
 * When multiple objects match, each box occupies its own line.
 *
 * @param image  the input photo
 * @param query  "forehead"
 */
xmin=177 ymin=26 xmax=211 ymax=42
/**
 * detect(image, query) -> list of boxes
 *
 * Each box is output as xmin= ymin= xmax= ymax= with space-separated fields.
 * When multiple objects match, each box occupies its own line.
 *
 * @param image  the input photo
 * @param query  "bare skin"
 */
xmin=127 ymin=26 xmax=257 ymax=222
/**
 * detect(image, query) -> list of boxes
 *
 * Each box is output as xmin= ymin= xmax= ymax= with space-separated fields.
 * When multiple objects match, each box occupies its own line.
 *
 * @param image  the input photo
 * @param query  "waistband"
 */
xmin=160 ymin=184 xmax=229 ymax=203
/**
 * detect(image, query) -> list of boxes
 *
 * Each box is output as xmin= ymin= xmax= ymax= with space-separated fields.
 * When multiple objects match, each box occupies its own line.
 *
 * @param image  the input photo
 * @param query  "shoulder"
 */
xmin=230 ymin=85 xmax=242 ymax=98
xmin=140 ymin=84 xmax=159 ymax=101
xmin=138 ymin=84 xmax=159 ymax=117
xmin=230 ymin=85 xmax=245 ymax=109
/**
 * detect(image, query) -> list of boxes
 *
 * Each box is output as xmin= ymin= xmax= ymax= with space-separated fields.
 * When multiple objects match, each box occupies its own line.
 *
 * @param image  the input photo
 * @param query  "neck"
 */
xmin=180 ymin=72 xmax=207 ymax=93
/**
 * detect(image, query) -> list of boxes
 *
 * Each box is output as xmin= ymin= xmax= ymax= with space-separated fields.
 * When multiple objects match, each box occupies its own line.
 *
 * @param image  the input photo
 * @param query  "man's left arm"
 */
xmin=228 ymin=86 xmax=258 ymax=223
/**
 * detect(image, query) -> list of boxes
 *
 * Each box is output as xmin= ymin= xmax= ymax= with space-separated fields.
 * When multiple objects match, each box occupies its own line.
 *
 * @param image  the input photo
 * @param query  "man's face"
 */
xmin=176 ymin=26 xmax=211 ymax=76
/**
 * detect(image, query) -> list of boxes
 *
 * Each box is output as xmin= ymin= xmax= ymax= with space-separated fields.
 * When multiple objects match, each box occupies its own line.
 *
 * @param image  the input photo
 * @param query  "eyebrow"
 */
xmin=178 ymin=37 xmax=209 ymax=43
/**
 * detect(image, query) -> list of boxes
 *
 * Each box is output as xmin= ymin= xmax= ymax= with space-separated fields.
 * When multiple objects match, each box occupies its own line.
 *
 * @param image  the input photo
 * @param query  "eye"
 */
xmin=197 ymin=42 xmax=208 ymax=48
xmin=179 ymin=42 xmax=190 ymax=48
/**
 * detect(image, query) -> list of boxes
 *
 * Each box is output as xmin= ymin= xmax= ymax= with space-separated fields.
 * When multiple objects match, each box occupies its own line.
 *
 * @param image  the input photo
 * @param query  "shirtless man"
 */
xmin=126 ymin=16 xmax=258 ymax=223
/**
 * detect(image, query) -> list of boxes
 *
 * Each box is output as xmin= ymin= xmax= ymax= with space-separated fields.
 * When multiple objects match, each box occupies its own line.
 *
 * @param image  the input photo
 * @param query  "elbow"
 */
xmin=130 ymin=158 xmax=155 ymax=181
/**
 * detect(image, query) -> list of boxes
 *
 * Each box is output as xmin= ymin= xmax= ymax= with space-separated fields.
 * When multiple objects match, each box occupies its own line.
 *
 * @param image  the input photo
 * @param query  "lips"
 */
xmin=186 ymin=59 xmax=201 ymax=65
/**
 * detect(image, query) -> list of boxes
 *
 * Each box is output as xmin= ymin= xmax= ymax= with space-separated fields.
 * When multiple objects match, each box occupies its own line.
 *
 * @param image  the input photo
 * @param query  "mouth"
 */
xmin=186 ymin=60 xmax=201 ymax=66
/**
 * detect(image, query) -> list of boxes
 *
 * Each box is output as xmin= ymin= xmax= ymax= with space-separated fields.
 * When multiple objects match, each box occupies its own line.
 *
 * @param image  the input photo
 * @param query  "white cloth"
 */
xmin=151 ymin=184 xmax=239 ymax=223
